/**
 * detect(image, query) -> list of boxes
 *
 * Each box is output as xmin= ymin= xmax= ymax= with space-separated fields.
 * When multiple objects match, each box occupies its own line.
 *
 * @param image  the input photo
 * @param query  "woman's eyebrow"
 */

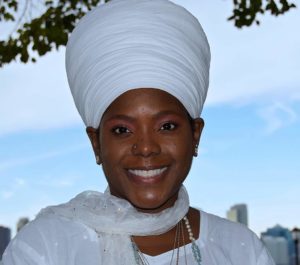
xmin=104 ymin=111 xmax=183 ymax=124
xmin=154 ymin=110 xmax=182 ymax=119
xmin=104 ymin=114 xmax=136 ymax=123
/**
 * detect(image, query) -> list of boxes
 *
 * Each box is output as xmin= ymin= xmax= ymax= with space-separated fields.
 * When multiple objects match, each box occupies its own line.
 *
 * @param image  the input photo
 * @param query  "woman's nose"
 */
xmin=131 ymin=134 xmax=161 ymax=157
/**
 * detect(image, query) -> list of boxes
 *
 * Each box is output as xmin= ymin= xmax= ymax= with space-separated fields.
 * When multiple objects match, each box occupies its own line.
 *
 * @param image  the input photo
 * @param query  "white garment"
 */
xmin=2 ymin=209 xmax=274 ymax=264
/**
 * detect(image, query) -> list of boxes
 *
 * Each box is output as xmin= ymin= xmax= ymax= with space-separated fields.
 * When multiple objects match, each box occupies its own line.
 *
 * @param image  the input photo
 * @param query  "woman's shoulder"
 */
xmin=21 ymin=212 xmax=91 ymax=237
xmin=17 ymin=191 xmax=103 ymax=243
xmin=198 ymin=210 xmax=275 ymax=265
xmin=199 ymin=209 xmax=261 ymax=247
xmin=2 ymin=193 xmax=101 ymax=265
xmin=200 ymin=209 xmax=257 ymax=241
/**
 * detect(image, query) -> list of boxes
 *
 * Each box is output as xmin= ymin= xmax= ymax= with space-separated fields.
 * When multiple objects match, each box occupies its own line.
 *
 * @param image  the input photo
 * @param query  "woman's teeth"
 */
xmin=128 ymin=167 xmax=167 ymax=178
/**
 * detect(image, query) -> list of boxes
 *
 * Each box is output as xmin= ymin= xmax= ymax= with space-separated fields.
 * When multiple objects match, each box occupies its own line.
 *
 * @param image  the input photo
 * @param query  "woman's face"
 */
xmin=88 ymin=88 xmax=204 ymax=213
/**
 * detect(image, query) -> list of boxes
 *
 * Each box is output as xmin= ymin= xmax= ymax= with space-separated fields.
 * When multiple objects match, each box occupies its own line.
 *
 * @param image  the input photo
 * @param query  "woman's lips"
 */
xmin=128 ymin=167 xmax=167 ymax=177
xmin=127 ymin=167 xmax=168 ymax=184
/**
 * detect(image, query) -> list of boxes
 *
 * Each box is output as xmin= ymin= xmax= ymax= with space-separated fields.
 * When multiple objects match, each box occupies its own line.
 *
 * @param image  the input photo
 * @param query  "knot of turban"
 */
xmin=66 ymin=0 xmax=211 ymax=128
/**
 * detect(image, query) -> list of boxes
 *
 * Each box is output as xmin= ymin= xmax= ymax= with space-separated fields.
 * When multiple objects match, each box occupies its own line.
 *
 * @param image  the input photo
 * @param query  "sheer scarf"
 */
xmin=37 ymin=186 xmax=189 ymax=264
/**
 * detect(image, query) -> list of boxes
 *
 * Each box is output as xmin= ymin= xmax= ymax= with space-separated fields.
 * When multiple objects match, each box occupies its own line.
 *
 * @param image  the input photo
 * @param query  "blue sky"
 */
xmin=0 ymin=1 xmax=299 ymax=237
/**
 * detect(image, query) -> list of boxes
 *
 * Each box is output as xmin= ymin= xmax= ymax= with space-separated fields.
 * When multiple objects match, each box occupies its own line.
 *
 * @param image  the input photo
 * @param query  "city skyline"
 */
xmin=0 ymin=1 xmax=299 ymax=238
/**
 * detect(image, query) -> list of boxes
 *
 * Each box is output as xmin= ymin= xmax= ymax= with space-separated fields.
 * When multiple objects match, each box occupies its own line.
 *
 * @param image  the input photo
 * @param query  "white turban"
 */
xmin=66 ymin=0 xmax=210 ymax=128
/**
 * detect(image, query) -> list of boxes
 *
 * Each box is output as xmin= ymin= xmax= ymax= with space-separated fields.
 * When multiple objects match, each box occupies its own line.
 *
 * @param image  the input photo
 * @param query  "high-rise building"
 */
xmin=261 ymin=225 xmax=295 ymax=265
xmin=17 ymin=217 xmax=29 ymax=232
xmin=226 ymin=203 xmax=248 ymax=226
xmin=291 ymin=228 xmax=300 ymax=265
xmin=262 ymin=235 xmax=289 ymax=265
xmin=0 ymin=226 xmax=11 ymax=260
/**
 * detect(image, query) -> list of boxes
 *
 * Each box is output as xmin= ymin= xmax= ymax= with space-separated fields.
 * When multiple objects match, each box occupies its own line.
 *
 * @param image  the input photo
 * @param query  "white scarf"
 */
xmin=37 ymin=186 xmax=190 ymax=264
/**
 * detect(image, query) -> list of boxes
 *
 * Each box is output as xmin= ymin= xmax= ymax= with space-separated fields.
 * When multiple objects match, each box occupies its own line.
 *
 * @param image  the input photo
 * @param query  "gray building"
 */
xmin=291 ymin=228 xmax=300 ymax=265
xmin=262 ymin=235 xmax=289 ymax=265
xmin=261 ymin=225 xmax=295 ymax=265
xmin=0 ymin=226 xmax=11 ymax=260
xmin=226 ymin=203 xmax=248 ymax=226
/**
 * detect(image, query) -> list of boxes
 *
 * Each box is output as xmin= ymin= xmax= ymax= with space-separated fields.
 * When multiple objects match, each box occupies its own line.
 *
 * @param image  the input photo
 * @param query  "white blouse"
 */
xmin=2 ymin=209 xmax=275 ymax=265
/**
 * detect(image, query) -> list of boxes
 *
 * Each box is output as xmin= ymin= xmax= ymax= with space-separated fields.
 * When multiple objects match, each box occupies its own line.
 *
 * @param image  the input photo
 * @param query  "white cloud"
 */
xmin=37 ymin=177 xmax=75 ymax=189
xmin=0 ymin=48 xmax=81 ymax=136
xmin=0 ymin=177 xmax=27 ymax=200
xmin=1 ymin=191 xmax=14 ymax=199
xmin=15 ymin=178 xmax=26 ymax=186
xmin=0 ymin=143 xmax=88 ymax=172
xmin=257 ymin=102 xmax=297 ymax=134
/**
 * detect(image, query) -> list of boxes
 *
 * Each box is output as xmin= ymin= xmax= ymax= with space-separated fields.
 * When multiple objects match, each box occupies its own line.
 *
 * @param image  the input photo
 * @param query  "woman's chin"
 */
xmin=128 ymin=190 xmax=177 ymax=213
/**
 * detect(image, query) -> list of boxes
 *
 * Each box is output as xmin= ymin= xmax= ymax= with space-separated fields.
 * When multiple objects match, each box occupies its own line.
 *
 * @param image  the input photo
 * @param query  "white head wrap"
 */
xmin=66 ymin=0 xmax=210 ymax=128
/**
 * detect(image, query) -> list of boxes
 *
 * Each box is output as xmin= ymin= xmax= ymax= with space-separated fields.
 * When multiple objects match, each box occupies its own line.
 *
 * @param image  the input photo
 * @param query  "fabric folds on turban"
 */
xmin=66 ymin=0 xmax=210 ymax=128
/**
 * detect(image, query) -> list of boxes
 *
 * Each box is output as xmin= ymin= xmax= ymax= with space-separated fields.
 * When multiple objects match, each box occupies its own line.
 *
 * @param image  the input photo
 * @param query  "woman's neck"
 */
xmin=132 ymin=207 xmax=200 ymax=256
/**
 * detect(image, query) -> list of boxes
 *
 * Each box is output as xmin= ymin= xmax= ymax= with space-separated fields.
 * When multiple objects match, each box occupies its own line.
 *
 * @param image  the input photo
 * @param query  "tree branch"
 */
xmin=11 ymin=0 xmax=29 ymax=35
xmin=228 ymin=0 xmax=296 ymax=28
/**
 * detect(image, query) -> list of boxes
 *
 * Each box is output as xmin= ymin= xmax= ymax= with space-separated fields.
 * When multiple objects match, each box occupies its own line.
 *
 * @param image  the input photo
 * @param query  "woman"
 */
xmin=2 ymin=0 xmax=275 ymax=264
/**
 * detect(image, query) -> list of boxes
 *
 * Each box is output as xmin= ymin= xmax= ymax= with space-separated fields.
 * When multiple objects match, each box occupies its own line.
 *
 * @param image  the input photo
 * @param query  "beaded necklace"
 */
xmin=131 ymin=215 xmax=202 ymax=265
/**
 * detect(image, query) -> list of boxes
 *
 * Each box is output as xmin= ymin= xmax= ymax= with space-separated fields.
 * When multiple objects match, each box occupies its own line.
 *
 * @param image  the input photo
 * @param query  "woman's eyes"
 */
xmin=112 ymin=126 xmax=131 ymax=135
xmin=160 ymin=122 xmax=177 ymax=131
xmin=111 ymin=122 xmax=177 ymax=135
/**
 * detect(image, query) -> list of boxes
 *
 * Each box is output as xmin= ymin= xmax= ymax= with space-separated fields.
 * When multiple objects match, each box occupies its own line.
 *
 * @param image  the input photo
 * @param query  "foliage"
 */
xmin=0 ymin=0 xmax=296 ymax=67
xmin=0 ymin=0 xmax=110 ymax=66
xmin=229 ymin=0 xmax=296 ymax=28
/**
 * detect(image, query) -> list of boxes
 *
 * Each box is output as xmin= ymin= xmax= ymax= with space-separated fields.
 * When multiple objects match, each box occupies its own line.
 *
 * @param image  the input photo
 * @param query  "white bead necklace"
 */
xmin=131 ymin=215 xmax=202 ymax=265
xmin=183 ymin=216 xmax=202 ymax=264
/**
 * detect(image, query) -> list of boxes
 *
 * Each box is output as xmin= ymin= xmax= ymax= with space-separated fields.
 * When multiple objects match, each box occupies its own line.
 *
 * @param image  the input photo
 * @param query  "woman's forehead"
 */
xmin=101 ymin=88 xmax=189 ymax=119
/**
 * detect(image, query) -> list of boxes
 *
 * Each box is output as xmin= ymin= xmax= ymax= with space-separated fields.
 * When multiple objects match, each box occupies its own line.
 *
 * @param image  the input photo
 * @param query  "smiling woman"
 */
xmin=2 ymin=0 xmax=275 ymax=265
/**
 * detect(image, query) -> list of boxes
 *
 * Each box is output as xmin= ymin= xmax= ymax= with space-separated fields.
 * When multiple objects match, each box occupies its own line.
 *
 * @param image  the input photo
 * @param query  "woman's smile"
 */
xmin=128 ymin=167 xmax=168 ymax=178
xmin=127 ymin=166 xmax=168 ymax=184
